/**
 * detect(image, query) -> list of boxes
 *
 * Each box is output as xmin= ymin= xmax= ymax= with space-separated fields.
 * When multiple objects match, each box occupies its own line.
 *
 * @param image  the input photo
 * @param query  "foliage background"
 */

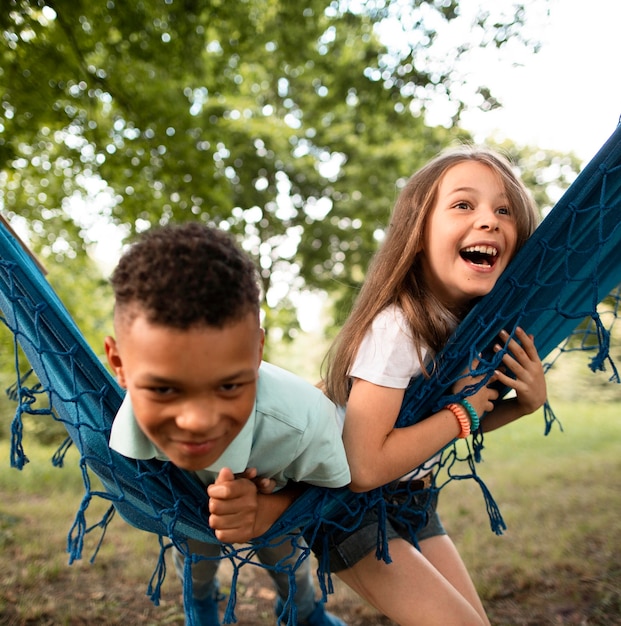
xmin=0 ymin=1 xmax=589 ymax=434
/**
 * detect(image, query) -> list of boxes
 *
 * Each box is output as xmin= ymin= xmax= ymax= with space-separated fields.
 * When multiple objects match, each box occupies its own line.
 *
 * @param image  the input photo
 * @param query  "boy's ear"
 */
xmin=104 ymin=336 xmax=126 ymax=387
xmin=258 ymin=328 xmax=265 ymax=364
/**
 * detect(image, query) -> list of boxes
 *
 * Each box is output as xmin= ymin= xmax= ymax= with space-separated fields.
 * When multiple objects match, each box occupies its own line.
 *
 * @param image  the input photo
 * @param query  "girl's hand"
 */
xmin=494 ymin=327 xmax=547 ymax=416
xmin=452 ymin=364 xmax=499 ymax=418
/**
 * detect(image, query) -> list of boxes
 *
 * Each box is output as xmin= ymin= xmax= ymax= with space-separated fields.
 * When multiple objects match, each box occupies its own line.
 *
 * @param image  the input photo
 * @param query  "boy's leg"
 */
xmin=173 ymin=539 xmax=223 ymax=626
xmin=335 ymin=537 xmax=487 ymax=626
xmin=257 ymin=538 xmax=345 ymax=626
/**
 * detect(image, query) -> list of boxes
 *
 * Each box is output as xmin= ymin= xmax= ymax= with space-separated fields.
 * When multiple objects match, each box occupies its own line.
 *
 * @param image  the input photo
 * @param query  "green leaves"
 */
xmin=1 ymin=0 xmax=560 ymax=339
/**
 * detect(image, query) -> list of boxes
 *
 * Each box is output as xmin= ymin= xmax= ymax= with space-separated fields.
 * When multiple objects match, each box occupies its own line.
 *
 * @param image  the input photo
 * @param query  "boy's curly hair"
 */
xmin=110 ymin=222 xmax=260 ymax=329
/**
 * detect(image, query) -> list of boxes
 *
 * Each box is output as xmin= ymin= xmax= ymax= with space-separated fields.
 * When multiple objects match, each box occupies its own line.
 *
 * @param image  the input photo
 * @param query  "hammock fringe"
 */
xmin=589 ymin=312 xmax=620 ymax=382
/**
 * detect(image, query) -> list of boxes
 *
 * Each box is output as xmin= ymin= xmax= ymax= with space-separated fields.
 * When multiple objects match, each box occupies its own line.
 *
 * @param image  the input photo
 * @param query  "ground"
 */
xmin=2 ymin=404 xmax=620 ymax=625
xmin=1 ymin=537 xmax=619 ymax=626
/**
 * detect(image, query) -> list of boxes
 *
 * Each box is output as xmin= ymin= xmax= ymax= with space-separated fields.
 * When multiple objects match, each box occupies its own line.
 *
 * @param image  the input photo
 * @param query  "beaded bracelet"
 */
xmin=445 ymin=403 xmax=471 ymax=439
xmin=459 ymin=399 xmax=480 ymax=433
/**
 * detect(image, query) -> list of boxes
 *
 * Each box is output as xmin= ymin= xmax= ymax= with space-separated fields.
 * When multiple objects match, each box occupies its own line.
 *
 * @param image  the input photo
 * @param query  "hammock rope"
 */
xmin=2 ymin=121 xmax=621 ymax=622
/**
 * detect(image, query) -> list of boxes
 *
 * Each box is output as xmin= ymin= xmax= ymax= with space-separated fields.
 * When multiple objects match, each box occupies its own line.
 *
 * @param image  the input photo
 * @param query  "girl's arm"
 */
xmin=480 ymin=326 xmax=547 ymax=432
xmin=342 ymin=376 xmax=498 ymax=492
xmin=342 ymin=327 xmax=544 ymax=492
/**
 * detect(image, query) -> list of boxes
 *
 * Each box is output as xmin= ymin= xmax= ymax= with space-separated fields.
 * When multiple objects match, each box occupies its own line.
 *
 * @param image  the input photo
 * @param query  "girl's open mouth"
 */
xmin=460 ymin=245 xmax=498 ymax=267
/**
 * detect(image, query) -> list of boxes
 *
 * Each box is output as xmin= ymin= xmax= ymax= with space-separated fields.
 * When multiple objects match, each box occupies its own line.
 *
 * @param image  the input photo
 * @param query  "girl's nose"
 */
xmin=475 ymin=207 xmax=499 ymax=231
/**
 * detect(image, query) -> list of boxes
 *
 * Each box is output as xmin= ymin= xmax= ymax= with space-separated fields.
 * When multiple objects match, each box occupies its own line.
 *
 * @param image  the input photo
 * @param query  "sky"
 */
xmin=455 ymin=0 xmax=621 ymax=165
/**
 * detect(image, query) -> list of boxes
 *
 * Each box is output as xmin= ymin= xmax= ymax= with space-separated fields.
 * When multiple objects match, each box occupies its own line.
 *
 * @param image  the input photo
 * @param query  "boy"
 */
xmin=104 ymin=222 xmax=350 ymax=626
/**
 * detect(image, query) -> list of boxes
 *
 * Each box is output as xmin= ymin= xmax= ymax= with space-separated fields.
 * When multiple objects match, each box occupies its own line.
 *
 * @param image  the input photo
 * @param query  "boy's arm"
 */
xmin=253 ymin=483 xmax=305 ymax=536
xmin=207 ymin=468 xmax=304 ymax=544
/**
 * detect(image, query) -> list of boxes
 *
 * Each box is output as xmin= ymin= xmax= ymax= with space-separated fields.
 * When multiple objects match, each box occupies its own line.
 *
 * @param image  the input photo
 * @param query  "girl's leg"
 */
xmin=335 ymin=537 xmax=487 ymax=626
xmin=419 ymin=534 xmax=491 ymax=626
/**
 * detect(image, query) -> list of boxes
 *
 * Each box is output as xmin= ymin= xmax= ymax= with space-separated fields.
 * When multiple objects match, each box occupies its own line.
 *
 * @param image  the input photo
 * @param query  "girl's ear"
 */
xmin=104 ymin=336 xmax=127 ymax=387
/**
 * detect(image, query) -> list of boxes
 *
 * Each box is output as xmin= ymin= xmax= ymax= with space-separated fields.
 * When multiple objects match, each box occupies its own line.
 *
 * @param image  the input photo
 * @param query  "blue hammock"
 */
xmin=2 ymin=121 xmax=621 ymax=622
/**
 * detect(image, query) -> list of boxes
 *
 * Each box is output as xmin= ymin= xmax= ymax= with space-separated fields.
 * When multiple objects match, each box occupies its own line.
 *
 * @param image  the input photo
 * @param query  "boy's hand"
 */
xmin=235 ymin=467 xmax=277 ymax=494
xmin=207 ymin=468 xmax=301 ymax=544
xmin=494 ymin=327 xmax=547 ymax=415
xmin=207 ymin=467 xmax=262 ymax=543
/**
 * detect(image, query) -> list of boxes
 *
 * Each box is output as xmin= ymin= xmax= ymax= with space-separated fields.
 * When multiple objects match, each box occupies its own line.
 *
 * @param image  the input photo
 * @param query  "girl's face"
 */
xmin=421 ymin=160 xmax=518 ymax=312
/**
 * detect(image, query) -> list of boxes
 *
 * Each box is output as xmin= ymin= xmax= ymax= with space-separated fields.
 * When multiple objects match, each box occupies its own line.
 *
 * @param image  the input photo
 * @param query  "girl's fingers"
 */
xmin=513 ymin=326 xmax=539 ymax=359
xmin=493 ymin=368 xmax=519 ymax=389
xmin=505 ymin=327 xmax=538 ymax=357
xmin=496 ymin=327 xmax=539 ymax=368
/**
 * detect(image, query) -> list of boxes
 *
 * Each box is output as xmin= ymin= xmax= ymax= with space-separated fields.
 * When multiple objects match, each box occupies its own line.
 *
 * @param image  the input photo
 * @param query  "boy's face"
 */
xmin=105 ymin=309 xmax=264 ymax=471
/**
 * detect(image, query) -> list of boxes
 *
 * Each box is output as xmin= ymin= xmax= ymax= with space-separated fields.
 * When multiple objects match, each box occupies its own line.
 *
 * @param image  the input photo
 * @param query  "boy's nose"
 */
xmin=176 ymin=403 xmax=218 ymax=432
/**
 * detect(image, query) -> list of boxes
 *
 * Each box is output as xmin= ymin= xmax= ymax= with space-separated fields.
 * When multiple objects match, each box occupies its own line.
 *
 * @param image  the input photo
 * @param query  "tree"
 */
xmin=489 ymin=139 xmax=582 ymax=216
xmin=1 ymin=0 xmax=551 ymax=339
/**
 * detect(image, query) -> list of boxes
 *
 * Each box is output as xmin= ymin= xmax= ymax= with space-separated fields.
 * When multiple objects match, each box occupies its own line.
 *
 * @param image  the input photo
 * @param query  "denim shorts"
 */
xmin=310 ymin=482 xmax=446 ymax=573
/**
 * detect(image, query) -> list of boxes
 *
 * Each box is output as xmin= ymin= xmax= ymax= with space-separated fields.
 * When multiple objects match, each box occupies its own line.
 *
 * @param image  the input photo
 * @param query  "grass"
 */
xmin=440 ymin=400 xmax=621 ymax=625
xmin=0 ymin=400 xmax=620 ymax=624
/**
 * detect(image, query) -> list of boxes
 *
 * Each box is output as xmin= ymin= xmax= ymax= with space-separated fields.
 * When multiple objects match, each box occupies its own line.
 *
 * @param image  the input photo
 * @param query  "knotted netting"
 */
xmin=2 ymin=121 xmax=621 ymax=623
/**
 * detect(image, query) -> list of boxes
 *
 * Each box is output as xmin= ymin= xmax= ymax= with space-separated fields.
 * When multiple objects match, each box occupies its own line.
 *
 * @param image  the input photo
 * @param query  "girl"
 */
xmin=320 ymin=146 xmax=547 ymax=625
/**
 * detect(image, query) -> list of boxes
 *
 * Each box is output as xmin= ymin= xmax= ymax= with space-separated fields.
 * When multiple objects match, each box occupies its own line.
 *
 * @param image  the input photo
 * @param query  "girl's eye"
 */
xmin=455 ymin=201 xmax=471 ymax=210
xmin=497 ymin=206 xmax=511 ymax=216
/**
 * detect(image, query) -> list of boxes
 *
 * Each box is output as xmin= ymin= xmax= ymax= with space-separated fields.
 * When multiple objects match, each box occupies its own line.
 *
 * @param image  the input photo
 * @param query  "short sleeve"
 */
xmin=283 ymin=390 xmax=352 ymax=489
xmin=350 ymin=305 xmax=425 ymax=389
xmin=247 ymin=362 xmax=351 ymax=490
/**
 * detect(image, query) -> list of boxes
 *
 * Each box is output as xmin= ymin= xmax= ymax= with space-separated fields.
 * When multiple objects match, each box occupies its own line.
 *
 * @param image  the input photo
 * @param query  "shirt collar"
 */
xmin=111 ymin=393 xmax=257 ymax=474
xmin=202 ymin=402 xmax=256 ymax=474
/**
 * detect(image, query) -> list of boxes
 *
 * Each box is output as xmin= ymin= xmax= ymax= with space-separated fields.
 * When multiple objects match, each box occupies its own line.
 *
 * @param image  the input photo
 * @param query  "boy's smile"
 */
xmin=105 ymin=311 xmax=264 ymax=471
xmin=421 ymin=160 xmax=518 ymax=312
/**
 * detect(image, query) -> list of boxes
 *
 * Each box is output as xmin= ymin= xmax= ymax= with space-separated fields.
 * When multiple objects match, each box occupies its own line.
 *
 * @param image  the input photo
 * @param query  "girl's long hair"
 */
xmin=322 ymin=145 xmax=539 ymax=406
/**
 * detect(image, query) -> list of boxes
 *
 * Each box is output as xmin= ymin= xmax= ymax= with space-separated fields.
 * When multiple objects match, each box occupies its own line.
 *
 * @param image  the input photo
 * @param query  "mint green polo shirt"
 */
xmin=109 ymin=361 xmax=351 ymax=491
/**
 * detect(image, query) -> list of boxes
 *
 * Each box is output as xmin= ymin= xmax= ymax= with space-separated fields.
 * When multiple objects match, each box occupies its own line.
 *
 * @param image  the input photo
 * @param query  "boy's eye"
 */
xmin=150 ymin=386 xmax=175 ymax=396
xmin=220 ymin=383 xmax=240 ymax=393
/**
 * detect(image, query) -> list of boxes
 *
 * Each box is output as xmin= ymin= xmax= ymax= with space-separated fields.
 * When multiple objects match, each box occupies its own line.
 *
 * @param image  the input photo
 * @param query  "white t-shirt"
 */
xmin=348 ymin=304 xmax=439 ymax=478
xmin=350 ymin=305 xmax=425 ymax=386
